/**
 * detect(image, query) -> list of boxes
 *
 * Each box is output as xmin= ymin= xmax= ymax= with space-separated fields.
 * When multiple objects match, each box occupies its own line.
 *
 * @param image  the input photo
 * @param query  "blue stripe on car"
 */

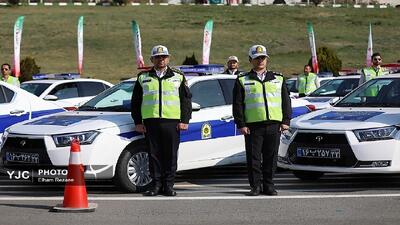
xmin=292 ymin=106 xmax=310 ymax=118
xmin=118 ymin=106 xmax=311 ymax=142
xmin=31 ymin=109 xmax=65 ymax=118
xmin=0 ymin=108 xmax=64 ymax=133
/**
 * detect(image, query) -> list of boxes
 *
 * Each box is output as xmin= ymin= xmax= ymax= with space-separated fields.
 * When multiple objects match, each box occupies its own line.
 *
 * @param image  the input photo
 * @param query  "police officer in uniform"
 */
xmin=233 ymin=45 xmax=291 ymax=196
xmin=359 ymin=52 xmax=388 ymax=86
xmin=131 ymin=45 xmax=192 ymax=196
xmin=296 ymin=65 xmax=319 ymax=97
xmin=1 ymin=63 xmax=20 ymax=87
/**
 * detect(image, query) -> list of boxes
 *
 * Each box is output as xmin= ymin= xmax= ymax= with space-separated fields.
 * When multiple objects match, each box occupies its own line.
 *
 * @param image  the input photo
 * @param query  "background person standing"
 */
xmin=233 ymin=45 xmax=291 ymax=196
xmin=359 ymin=52 xmax=388 ymax=86
xmin=131 ymin=45 xmax=192 ymax=197
xmin=1 ymin=63 xmax=20 ymax=87
xmin=224 ymin=56 xmax=242 ymax=75
xmin=296 ymin=64 xmax=319 ymax=97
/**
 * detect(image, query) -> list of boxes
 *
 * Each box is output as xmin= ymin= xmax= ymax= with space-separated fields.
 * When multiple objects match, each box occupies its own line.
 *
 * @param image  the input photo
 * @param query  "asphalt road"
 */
xmin=1 ymin=165 xmax=400 ymax=225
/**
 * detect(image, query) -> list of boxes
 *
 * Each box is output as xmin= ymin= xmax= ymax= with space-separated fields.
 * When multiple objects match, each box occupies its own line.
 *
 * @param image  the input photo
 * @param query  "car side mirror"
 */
xmin=43 ymin=94 xmax=58 ymax=101
xmin=329 ymin=97 xmax=340 ymax=105
xmin=192 ymin=102 xmax=201 ymax=111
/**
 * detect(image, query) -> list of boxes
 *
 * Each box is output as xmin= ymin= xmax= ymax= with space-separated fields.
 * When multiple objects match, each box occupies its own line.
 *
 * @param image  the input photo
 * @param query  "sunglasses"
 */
xmin=1 ymin=68 xmax=9 ymax=71
xmin=373 ymin=58 xmax=382 ymax=61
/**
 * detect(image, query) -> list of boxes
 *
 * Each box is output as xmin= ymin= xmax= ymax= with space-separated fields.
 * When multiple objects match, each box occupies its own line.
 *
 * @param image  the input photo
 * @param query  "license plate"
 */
xmin=296 ymin=147 xmax=340 ymax=159
xmin=5 ymin=152 xmax=40 ymax=164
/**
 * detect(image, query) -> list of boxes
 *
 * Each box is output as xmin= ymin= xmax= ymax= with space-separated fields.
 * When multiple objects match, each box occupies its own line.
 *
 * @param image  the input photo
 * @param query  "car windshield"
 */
xmin=286 ymin=79 xmax=297 ymax=92
xmin=20 ymin=83 xmax=52 ymax=96
xmin=309 ymin=78 xmax=359 ymax=97
xmin=78 ymin=81 xmax=134 ymax=112
xmin=335 ymin=78 xmax=400 ymax=107
xmin=319 ymin=79 xmax=332 ymax=86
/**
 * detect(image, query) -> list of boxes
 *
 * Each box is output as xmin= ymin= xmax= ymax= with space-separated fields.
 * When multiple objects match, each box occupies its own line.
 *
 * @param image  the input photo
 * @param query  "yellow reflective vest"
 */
xmin=2 ymin=75 xmax=20 ymax=87
xmin=138 ymin=72 xmax=183 ymax=120
xmin=238 ymin=74 xmax=283 ymax=123
xmin=297 ymin=73 xmax=317 ymax=95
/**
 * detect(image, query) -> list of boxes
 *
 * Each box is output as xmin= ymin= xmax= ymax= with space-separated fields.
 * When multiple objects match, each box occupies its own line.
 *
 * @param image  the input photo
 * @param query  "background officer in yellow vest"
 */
xmin=359 ymin=52 xmax=388 ymax=86
xmin=131 ymin=45 xmax=192 ymax=196
xmin=296 ymin=65 xmax=319 ymax=97
xmin=1 ymin=63 xmax=20 ymax=87
xmin=233 ymin=45 xmax=292 ymax=196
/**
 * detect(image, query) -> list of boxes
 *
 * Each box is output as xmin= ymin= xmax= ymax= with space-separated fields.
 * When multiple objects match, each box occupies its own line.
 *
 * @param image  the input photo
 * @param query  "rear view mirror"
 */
xmin=192 ymin=102 xmax=201 ymax=111
xmin=43 ymin=94 xmax=58 ymax=101
xmin=329 ymin=97 xmax=340 ymax=105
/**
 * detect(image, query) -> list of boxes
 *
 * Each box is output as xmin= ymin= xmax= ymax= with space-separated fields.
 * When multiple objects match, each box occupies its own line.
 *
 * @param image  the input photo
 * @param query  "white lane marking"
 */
xmin=1 ymin=193 xmax=400 ymax=201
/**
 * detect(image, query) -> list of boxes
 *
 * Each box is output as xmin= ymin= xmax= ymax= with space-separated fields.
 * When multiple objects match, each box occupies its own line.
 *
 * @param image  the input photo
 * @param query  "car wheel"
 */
xmin=293 ymin=170 xmax=324 ymax=181
xmin=114 ymin=146 xmax=152 ymax=193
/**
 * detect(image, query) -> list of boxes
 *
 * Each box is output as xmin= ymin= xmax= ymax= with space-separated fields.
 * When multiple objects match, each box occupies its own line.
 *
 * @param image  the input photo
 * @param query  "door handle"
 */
xmin=220 ymin=115 xmax=234 ymax=121
xmin=9 ymin=109 xmax=26 ymax=115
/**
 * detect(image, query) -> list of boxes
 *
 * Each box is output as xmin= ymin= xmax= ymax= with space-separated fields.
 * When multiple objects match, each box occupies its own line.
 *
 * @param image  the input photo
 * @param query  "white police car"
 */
xmin=1 ymin=69 xmax=313 ymax=192
xmin=278 ymin=74 xmax=400 ymax=180
xmin=0 ymin=81 xmax=64 ymax=145
xmin=301 ymin=75 xmax=360 ymax=110
xmin=20 ymin=73 xmax=113 ymax=110
xmin=286 ymin=76 xmax=336 ymax=98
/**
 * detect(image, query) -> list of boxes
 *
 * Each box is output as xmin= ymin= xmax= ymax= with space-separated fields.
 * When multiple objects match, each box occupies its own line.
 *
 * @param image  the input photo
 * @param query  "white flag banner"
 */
xmin=366 ymin=23 xmax=373 ymax=67
xmin=14 ymin=16 xmax=24 ymax=77
xmin=78 ymin=16 xmax=84 ymax=74
xmin=202 ymin=20 xmax=213 ymax=65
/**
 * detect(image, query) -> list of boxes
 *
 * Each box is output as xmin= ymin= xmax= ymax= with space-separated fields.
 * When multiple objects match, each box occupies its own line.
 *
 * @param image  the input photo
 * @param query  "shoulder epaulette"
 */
xmin=171 ymin=67 xmax=184 ymax=75
xmin=238 ymin=72 xmax=248 ymax=78
xmin=272 ymin=71 xmax=283 ymax=76
xmin=137 ymin=70 xmax=149 ymax=77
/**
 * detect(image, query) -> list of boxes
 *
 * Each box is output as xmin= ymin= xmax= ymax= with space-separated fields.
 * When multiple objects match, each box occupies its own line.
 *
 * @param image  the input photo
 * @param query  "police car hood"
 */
xmin=8 ymin=111 xmax=133 ymax=135
xmin=292 ymin=107 xmax=400 ymax=130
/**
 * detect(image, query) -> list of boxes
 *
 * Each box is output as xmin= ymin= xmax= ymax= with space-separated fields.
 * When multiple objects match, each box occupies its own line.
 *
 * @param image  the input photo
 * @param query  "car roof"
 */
xmin=330 ymin=75 xmax=360 ymax=79
xmin=123 ymin=74 xmax=235 ymax=83
xmin=22 ymin=78 xmax=112 ymax=85
xmin=376 ymin=73 xmax=400 ymax=79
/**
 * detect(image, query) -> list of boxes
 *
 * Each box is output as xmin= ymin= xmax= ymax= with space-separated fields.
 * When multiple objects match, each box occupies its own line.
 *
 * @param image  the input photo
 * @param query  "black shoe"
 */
xmin=263 ymin=187 xmax=278 ymax=196
xmin=144 ymin=187 xmax=161 ymax=196
xmin=163 ymin=187 xmax=177 ymax=196
xmin=246 ymin=187 xmax=261 ymax=196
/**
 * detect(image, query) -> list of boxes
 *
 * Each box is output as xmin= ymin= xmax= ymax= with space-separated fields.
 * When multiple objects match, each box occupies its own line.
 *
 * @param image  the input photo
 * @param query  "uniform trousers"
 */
xmin=144 ymin=119 xmax=180 ymax=189
xmin=244 ymin=123 xmax=280 ymax=189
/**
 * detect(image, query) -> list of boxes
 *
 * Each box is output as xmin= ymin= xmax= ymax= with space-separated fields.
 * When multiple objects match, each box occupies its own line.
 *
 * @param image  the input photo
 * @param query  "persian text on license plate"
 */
xmin=296 ymin=148 xmax=340 ymax=159
xmin=5 ymin=152 xmax=40 ymax=164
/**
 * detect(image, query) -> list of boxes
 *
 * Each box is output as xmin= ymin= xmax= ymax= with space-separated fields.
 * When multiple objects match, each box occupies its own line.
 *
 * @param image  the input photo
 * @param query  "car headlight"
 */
xmin=354 ymin=126 xmax=399 ymax=142
xmin=52 ymin=131 xmax=100 ymax=147
xmin=282 ymin=127 xmax=297 ymax=141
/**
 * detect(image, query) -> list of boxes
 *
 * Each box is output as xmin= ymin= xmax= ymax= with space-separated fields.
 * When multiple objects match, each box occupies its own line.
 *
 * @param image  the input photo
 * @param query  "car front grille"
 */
xmin=1 ymin=137 xmax=52 ymax=168
xmin=287 ymin=132 xmax=358 ymax=167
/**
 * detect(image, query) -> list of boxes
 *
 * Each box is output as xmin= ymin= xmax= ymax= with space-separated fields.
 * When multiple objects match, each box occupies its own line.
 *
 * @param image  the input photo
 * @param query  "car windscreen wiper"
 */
xmin=78 ymin=105 xmax=98 ymax=111
xmin=95 ymin=105 xmax=130 ymax=112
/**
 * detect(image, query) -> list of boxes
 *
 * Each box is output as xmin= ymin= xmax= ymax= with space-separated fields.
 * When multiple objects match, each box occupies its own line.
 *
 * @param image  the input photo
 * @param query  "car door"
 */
xmin=178 ymin=78 xmax=244 ymax=170
xmin=0 ymin=84 xmax=30 ymax=135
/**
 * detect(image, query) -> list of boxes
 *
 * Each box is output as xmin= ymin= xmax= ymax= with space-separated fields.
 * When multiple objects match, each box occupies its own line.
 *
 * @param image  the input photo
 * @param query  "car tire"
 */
xmin=114 ymin=143 xmax=152 ymax=193
xmin=293 ymin=170 xmax=324 ymax=181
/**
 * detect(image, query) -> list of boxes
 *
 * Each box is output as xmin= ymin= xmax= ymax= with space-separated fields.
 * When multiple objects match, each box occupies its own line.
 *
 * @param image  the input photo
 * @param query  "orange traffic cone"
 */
xmin=51 ymin=139 xmax=97 ymax=212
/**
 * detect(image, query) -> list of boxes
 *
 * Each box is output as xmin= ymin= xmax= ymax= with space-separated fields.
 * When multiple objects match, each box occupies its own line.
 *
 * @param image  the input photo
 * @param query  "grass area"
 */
xmin=0 ymin=5 xmax=399 ymax=83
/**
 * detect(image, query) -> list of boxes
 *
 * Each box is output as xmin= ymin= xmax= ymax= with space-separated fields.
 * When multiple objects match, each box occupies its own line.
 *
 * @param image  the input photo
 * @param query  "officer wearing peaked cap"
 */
xmin=131 ymin=45 xmax=192 ymax=196
xmin=233 ymin=45 xmax=292 ymax=196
